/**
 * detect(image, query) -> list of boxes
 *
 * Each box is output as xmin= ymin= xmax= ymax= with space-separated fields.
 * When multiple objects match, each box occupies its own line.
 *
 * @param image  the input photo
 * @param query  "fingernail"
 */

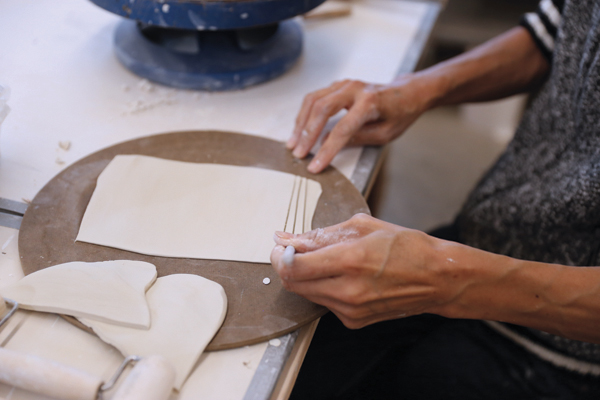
xmin=274 ymin=231 xmax=293 ymax=239
xmin=308 ymin=159 xmax=322 ymax=173
xmin=293 ymin=147 xmax=304 ymax=158
xmin=286 ymin=131 xmax=299 ymax=149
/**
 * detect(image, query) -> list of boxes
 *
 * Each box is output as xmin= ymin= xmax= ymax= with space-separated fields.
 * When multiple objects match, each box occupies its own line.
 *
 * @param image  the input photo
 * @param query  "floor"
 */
xmin=367 ymin=0 xmax=539 ymax=231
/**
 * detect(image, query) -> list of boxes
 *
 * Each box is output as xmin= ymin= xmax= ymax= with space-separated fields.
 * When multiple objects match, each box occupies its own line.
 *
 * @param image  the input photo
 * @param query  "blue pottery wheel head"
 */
xmin=90 ymin=0 xmax=327 ymax=90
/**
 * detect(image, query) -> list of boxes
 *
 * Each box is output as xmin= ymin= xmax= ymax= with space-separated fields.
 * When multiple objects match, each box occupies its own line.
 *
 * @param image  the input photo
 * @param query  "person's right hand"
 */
xmin=287 ymin=75 xmax=433 ymax=173
xmin=270 ymin=214 xmax=461 ymax=329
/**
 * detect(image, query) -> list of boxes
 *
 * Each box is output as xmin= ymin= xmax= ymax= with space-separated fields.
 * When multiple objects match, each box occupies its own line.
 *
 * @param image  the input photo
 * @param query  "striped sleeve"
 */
xmin=520 ymin=0 xmax=564 ymax=60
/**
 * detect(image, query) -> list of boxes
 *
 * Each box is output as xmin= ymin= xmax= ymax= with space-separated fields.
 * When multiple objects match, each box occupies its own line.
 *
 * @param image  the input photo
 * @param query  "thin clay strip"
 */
xmin=293 ymin=178 xmax=306 ymax=234
xmin=302 ymin=177 xmax=308 ymax=233
xmin=296 ymin=177 xmax=307 ymax=234
xmin=290 ymin=177 xmax=300 ymax=233
xmin=283 ymin=176 xmax=299 ymax=232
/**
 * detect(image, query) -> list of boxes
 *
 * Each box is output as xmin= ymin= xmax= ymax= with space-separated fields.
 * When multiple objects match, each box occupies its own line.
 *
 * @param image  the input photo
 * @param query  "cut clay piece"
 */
xmin=304 ymin=179 xmax=322 ymax=234
xmin=76 ymin=155 xmax=322 ymax=263
xmin=0 ymin=260 xmax=156 ymax=329
xmin=79 ymin=274 xmax=227 ymax=390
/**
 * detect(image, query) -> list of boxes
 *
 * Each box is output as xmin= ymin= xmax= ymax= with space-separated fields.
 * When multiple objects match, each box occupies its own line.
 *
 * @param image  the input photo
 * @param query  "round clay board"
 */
xmin=18 ymin=131 xmax=370 ymax=350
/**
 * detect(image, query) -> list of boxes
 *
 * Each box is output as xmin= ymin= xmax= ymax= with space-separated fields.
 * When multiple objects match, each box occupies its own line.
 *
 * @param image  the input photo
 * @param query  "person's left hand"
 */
xmin=270 ymin=214 xmax=462 ymax=328
xmin=286 ymin=76 xmax=431 ymax=174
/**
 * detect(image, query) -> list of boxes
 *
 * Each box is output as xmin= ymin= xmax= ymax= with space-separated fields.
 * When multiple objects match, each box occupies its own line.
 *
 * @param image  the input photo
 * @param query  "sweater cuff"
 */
xmin=520 ymin=0 xmax=563 ymax=62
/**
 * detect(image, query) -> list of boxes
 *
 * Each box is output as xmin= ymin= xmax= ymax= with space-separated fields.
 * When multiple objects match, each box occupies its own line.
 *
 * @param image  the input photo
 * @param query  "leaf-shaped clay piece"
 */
xmin=0 ymin=260 xmax=156 ymax=329
xmin=79 ymin=274 xmax=227 ymax=390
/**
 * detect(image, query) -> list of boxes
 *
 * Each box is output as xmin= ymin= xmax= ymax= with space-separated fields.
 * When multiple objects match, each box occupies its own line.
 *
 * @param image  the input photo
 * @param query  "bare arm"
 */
xmin=437 ymin=241 xmax=600 ymax=344
xmin=418 ymin=26 xmax=550 ymax=106
xmin=290 ymin=26 xmax=550 ymax=173
xmin=271 ymin=215 xmax=600 ymax=344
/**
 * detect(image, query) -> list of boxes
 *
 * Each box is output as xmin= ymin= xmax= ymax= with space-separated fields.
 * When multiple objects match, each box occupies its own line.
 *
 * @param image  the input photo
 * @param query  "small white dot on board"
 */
xmin=269 ymin=338 xmax=281 ymax=347
xmin=262 ymin=277 xmax=271 ymax=285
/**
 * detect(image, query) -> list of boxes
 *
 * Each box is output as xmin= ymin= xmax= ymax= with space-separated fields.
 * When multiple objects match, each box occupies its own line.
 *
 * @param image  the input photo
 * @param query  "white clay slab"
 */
xmin=77 ymin=155 xmax=322 ymax=263
xmin=79 ymin=274 xmax=227 ymax=390
xmin=0 ymin=260 xmax=156 ymax=329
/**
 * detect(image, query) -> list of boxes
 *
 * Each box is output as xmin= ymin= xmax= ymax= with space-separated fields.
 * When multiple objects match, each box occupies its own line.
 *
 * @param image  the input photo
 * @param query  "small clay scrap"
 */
xmin=58 ymin=141 xmax=71 ymax=151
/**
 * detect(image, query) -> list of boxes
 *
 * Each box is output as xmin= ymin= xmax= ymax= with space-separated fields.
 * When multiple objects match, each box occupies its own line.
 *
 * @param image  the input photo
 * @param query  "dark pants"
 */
xmin=290 ymin=225 xmax=600 ymax=399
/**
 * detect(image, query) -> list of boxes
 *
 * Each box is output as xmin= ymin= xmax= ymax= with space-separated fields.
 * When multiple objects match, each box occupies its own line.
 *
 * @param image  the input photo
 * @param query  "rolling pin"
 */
xmin=111 ymin=355 xmax=176 ymax=400
xmin=0 ymin=347 xmax=102 ymax=400
xmin=0 ymin=297 xmax=175 ymax=400
xmin=0 ymin=349 xmax=176 ymax=400
xmin=0 ymin=296 xmax=100 ymax=400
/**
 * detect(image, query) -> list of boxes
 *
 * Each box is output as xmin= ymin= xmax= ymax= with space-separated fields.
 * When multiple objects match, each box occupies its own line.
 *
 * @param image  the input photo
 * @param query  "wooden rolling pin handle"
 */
xmin=0 ymin=347 xmax=102 ymax=400
xmin=0 ymin=297 xmax=6 ymax=315
xmin=111 ymin=355 xmax=175 ymax=400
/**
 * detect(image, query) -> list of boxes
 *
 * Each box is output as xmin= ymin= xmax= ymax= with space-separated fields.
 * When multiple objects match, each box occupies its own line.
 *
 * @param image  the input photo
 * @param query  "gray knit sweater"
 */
xmin=456 ymin=0 xmax=600 ymax=371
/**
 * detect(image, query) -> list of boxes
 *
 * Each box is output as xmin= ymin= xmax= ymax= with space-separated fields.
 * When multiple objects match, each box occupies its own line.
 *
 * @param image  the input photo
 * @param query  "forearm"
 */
xmin=432 ymin=240 xmax=600 ymax=344
xmin=404 ymin=26 xmax=550 ymax=111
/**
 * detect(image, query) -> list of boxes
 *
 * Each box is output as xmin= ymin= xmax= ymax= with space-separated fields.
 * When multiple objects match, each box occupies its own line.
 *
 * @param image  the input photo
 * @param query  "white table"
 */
xmin=0 ymin=1 xmax=440 ymax=398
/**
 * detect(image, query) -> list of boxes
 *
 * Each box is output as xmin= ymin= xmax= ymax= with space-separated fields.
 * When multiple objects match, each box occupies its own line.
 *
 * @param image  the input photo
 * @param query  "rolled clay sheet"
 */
xmin=76 ymin=155 xmax=322 ymax=263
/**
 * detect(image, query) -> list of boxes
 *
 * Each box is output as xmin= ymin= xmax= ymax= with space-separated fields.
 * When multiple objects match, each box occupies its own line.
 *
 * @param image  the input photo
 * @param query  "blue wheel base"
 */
xmin=114 ymin=19 xmax=303 ymax=91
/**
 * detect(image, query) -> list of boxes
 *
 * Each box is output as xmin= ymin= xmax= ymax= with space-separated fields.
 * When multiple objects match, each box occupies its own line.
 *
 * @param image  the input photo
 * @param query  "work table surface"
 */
xmin=0 ymin=1 xmax=440 ymax=398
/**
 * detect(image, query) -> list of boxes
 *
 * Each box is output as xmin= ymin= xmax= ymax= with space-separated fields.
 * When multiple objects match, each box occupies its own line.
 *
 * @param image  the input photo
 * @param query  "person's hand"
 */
xmin=287 ymin=75 xmax=432 ymax=173
xmin=270 ymin=214 xmax=462 ymax=328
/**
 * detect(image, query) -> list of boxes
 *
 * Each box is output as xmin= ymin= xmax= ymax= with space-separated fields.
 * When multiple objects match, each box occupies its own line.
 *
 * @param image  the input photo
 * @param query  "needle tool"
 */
xmin=282 ymin=245 xmax=296 ymax=266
